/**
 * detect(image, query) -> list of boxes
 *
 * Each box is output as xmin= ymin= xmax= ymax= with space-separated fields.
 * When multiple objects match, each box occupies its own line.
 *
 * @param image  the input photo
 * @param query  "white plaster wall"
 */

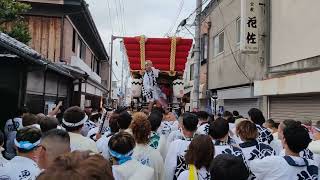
xmin=271 ymin=0 xmax=320 ymax=67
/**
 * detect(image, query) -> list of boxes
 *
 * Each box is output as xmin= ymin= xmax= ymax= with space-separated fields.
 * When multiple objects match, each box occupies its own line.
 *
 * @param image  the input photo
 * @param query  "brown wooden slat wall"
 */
xmin=269 ymin=95 xmax=320 ymax=122
xmin=25 ymin=16 xmax=61 ymax=62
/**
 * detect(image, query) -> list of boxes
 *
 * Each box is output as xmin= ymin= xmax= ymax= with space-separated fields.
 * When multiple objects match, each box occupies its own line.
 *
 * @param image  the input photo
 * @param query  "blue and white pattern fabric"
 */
xmin=250 ymin=155 xmax=319 ymax=180
xmin=256 ymin=124 xmax=274 ymax=144
xmin=14 ymin=139 xmax=40 ymax=151
xmin=196 ymin=122 xmax=210 ymax=135
xmin=239 ymin=140 xmax=276 ymax=179
xmin=214 ymin=142 xmax=244 ymax=158
xmin=149 ymin=131 xmax=160 ymax=149
xmin=239 ymin=140 xmax=275 ymax=162
xmin=157 ymin=121 xmax=179 ymax=137
xmin=4 ymin=118 xmax=23 ymax=136
xmin=132 ymin=144 xmax=164 ymax=180
xmin=164 ymin=138 xmax=193 ymax=180
xmin=0 ymin=156 xmax=40 ymax=180
xmin=80 ymin=119 xmax=97 ymax=137
xmin=280 ymin=148 xmax=319 ymax=163
xmin=142 ymin=67 xmax=160 ymax=102
xmin=109 ymin=149 xmax=133 ymax=165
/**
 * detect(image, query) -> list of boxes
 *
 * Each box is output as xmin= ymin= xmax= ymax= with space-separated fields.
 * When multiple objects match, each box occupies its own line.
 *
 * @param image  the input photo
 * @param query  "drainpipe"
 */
xmin=42 ymin=64 xmax=48 ymax=113
xmin=262 ymin=0 xmax=271 ymax=78
xmin=206 ymin=21 xmax=212 ymax=113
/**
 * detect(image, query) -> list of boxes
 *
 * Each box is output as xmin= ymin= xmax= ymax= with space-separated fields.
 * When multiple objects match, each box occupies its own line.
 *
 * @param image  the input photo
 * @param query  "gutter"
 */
xmin=81 ymin=0 xmax=109 ymax=61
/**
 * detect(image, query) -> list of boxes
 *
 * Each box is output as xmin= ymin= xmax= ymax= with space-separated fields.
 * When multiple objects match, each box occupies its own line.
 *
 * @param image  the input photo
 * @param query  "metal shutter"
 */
xmin=269 ymin=95 xmax=320 ymax=122
xmin=224 ymin=98 xmax=259 ymax=118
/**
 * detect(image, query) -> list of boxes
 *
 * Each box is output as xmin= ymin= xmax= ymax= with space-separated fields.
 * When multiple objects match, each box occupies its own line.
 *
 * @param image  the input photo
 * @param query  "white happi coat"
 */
xmin=309 ymin=140 xmax=320 ymax=155
xmin=256 ymin=124 xmax=274 ymax=144
xmin=132 ymin=144 xmax=164 ymax=180
xmin=69 ymin=132 xmax=98 ymax=153
xmin=250 ymin=155 xmax=319 ymax=180
xmin=239 ymin=140 xmax=276 ymax=179
xmin=96 ymin=135 xmax=113 ymax=160
xmin=112 ymin=159 xmax=154 ymax=180
xmin=0 ymin=148 xmax=8 ymax=168
xmin=164 ymin=138 xmax=193 ymax=180
xmin=157 ymin=121 xmax=179 ymax=137
xmin=81 ymin=119 xmax=97 ymax=137
xmin=0 ymin=156 xmax=40 ymax=180
xmin=143 ymin=67 xmax=161 ymax=102
xmin=4 ymin=118 xmax=23 ymax=136
xmin=4 ymin=118 xmax=23 ymax=158
xmin=213 ymin=139 xmax=245 ymax=159
xmin=196 ymin=122 xmax=210 ymax=135
xmin=149 ymin=131 xmax=168 ymax=160
xmin=239 ymin=140 xmax=275 ymax=163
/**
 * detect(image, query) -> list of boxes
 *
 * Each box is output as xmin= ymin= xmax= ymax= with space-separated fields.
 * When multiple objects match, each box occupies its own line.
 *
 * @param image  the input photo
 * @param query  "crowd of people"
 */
xmin=0 ymin=104 xmax=320 ymax=180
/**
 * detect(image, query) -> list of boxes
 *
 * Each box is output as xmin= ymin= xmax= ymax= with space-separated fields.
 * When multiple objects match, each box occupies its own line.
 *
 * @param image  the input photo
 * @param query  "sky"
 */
xmin=86 ymin=0 xmax=197 ymax=83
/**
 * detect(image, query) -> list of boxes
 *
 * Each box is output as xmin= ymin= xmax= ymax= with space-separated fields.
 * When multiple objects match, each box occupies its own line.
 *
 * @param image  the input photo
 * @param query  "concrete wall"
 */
xmin=270 ymin=0 xmax=320 ymax=67
xmin=207 ymin=0 xmax=266 ymax=90
xmin=100 ymin=62 xmax=110 ymax=89
xmin=255 ymin=70 xmax=320 ymax=96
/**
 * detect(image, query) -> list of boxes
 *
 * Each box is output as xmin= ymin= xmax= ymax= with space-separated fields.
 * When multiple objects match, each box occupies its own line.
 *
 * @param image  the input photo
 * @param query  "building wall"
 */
xmin=24 ymin=16 xmax=62 ymax=62
xmin=62 ymin=17 xmax=76 ymax=63
xmin=62 ymin=17 xmax=104 ymax=76
xmin=100 ymin=61 xmax=110 ymax=89
xmin=200 ymin=64 xmax=207 ymax=85
xmin=207 ymin=0 xmax=265 ymax=90
xmin=270 ymin=0 xmax=320 ymax=67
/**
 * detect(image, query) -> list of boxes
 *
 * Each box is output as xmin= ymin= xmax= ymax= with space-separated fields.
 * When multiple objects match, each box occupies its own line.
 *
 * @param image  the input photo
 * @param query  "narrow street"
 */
xmin=1 ymin=0 xmax=320 ymax=180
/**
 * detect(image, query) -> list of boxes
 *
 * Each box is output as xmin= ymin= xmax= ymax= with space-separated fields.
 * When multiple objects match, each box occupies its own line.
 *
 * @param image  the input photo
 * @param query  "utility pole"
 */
xmin=192 ymin=0 xmax=202 ymax=111
xmin=109 ymin=36 xmax=114 ymax=107
xmin=109 ymin=35 xmax=124 ymax=107
xmin=120 ymin=40 xmax=125 ymax=106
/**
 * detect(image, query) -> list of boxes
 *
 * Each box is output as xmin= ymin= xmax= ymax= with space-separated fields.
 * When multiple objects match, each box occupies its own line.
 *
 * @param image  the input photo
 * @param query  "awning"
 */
xmin=254 ymin=70 xmax=320 ymax=96
xmin=123 ymin=36 xmax=193 ymax=75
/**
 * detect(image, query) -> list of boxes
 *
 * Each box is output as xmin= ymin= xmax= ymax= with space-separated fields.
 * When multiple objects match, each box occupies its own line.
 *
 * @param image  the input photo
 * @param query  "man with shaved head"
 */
xmin=38 ymin=129 xmax=71 ymax=169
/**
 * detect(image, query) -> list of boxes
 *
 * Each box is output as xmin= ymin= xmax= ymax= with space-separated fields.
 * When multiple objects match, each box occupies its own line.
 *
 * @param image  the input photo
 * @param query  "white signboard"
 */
xmin=240 ymin=0 xmax=259 ymax=53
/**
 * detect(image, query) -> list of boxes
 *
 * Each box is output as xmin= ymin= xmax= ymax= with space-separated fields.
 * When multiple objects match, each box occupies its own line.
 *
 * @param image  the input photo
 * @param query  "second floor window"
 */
xmin=201 ymin=34 xmax=208 ymax=62
xmin=190 ymin=63 xmax=194 ymax=81
xmin=96 ymin=61 xmax=100 ymax=75
xmin=213 ymin=31 xmax=224 ymax=57
xmin=78 ymin=38 xmax=86 ymax=60
xmin=72 ymin=29 xmax=76 ymax=52
xmin=236 ymin=18 xmax=241 ymax=44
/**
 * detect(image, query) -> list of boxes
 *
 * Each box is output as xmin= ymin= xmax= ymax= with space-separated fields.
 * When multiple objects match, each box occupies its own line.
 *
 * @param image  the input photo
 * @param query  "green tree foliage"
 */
xmin=0 ymin=0 xmax=31 ymax=43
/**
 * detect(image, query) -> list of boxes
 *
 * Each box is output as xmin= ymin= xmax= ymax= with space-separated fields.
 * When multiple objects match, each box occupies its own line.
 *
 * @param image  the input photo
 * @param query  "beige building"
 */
xmin=202 ymin=0 xmax=267 ymax=117
xmin=255 ymin=0 xmax=320 ymax=122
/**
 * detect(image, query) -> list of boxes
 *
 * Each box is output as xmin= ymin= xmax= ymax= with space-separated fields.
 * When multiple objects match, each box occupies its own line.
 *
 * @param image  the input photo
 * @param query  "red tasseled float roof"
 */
xmin=123 ymin=37 xmax=193 ymax=74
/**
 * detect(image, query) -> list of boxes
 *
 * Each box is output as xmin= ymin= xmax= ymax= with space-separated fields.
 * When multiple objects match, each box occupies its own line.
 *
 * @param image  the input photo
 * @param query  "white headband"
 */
xmin=314 ymin=126 xmax=320 ymax=132
xmin=62 ymin=115 xmax=88 ymax=127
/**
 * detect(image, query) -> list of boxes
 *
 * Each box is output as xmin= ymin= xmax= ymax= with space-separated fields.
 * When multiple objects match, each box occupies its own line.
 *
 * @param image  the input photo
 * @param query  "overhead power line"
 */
xmin=165 ymin=0 xmax=185 ymax=37
xmin=106 ymin=0 xmax=114 ymax=34
xmin=217 ymin=3 xmax=251 ymax=82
